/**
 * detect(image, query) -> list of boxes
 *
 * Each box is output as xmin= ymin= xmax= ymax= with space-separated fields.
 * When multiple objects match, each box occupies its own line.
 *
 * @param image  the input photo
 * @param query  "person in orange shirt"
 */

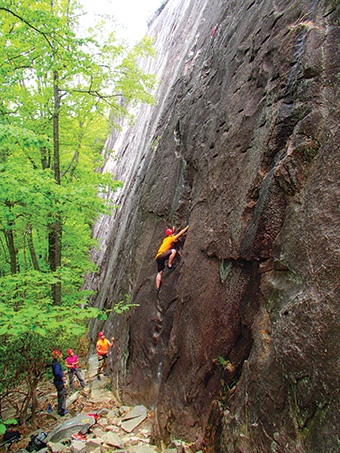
xmin=155 ymin=225 xmax=189 ymax=293
xmin=96 ymin=332 xmax=114 ymax=380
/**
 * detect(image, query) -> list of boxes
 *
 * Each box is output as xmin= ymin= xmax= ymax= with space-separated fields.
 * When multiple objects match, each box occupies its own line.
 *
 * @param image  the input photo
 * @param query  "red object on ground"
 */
xmin=71 ymin=432 xmax=87 ymax=441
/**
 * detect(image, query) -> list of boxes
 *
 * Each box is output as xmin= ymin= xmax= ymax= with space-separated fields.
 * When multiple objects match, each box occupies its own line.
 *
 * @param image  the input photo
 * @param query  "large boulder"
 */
xmin=47 ymin=415 xmax=96 ymax=443
xmin=86 ymin=0 xmax=340 ymax=450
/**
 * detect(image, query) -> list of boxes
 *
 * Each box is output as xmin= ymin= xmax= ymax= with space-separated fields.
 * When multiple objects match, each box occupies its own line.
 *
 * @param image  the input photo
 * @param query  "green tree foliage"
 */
xmin=0 ymin=0 xmax=155 ymax=424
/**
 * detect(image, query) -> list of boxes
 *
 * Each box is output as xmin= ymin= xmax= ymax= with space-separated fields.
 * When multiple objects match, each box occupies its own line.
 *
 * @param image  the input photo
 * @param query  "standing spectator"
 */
xmin=51 ymin=351 xmax=68 ymax=416
xmin=96 ymin=332 xmax=114 ymax=380
xmin=65 ymin=349 xmax=86 ymax=390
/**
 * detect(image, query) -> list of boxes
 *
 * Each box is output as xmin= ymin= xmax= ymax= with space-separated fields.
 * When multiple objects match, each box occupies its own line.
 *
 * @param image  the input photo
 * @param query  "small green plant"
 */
xmin=220 ymin=260 xmax=232 ymax=283
xmin=152 ymin=136 xmax=161 ymax=149
xmin=105 ymin=294 xmax=139 ymax=315
xmin=0 ymin=418 xmax=17 ymax=435
xmin=216 ymin=356 xmax=235 ymax=373
xmin=221 ymin=379 xmax=237 ymax=394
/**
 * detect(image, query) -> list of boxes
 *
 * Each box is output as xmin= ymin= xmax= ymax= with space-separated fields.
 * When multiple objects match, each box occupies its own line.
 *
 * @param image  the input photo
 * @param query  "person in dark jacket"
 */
xmin=52 ymin=350 xmax=68 ymax=416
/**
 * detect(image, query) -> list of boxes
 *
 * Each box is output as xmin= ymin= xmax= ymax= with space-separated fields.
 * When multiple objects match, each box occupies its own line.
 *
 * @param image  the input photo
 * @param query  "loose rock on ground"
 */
xmin=1 ymin=355 xmax=196 ymax=453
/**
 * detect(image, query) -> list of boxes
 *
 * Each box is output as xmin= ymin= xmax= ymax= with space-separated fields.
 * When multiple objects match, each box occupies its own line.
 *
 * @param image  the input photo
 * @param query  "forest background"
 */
xmin=0 ymin=0 xmax=156 ymax=427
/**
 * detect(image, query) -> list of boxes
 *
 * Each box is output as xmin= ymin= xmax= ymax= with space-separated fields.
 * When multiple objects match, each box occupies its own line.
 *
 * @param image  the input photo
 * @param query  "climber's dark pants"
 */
xmin=156 ymin=249 xmax=174 ymax=273
xmin=97 ymin=353 xmax=108 ymax=375
xmin=55 ymin=382 xmax=67 ymax=415
xmin=68 ymin=368 xmax=85 ymax=389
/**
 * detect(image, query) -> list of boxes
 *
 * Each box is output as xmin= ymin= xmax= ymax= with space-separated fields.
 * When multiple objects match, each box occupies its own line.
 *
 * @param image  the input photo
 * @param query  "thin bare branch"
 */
xmin=0 ymin=7 xmax=54 ymax=49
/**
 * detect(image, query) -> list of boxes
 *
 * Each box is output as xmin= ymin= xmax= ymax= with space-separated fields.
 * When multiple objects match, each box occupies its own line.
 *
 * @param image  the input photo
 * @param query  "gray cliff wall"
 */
xmin=87 ymin=0 xmax=340 ymax=451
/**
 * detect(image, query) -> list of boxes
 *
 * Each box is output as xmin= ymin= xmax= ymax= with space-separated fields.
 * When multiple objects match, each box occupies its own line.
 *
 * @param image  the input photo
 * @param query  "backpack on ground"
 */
xmin=26 ymin=432 xmax=47 ymax=452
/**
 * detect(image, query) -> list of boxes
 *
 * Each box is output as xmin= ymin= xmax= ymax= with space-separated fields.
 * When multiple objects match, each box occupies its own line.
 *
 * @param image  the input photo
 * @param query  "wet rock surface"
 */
xmin=86 ymin=0 xmax=340 ymax=451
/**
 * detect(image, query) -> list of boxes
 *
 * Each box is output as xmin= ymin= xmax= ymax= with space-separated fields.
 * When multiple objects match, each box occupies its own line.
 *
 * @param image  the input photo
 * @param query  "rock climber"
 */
xmin=65 ymin=349 xmax=86 ymax=390
xmin=155 ymin=225 xmax=189 ymax=293
xmin=51 ymin=350 xmax=68 ymax=416
xmin=96 ymin=332 xmax=114 ymax=380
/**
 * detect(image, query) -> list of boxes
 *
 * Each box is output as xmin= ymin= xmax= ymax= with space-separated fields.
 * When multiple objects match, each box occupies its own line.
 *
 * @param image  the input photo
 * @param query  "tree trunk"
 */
xmin=3 ymin=201 xmax=18 ymax=274
xmin=49 ymin=70 xmax=62 ymax=306
xmin=27 ymin=228 xmax=40 ymax=271
xmin=29 ymin=377 xmax=39 ymax=427
xmin=49 ymin=218 xmax=62 ymax=305
xmin=53 ymin=70 xmax=61 ymax=185
xmin=4 ymin=228 xmax=17 ymax=275
xmin=40 ymin=146 xmax=50 ymax=170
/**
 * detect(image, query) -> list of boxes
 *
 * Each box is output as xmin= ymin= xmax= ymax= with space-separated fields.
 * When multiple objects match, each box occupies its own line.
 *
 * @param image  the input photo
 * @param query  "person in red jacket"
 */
xmin=155 ymin=225 xmax=189 ymax=293
xmin=96 ymin=332 xmax=114 ymax=380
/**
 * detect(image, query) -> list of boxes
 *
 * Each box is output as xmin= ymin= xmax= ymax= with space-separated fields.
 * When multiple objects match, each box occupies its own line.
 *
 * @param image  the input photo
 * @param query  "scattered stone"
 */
xmin=85 ymin=438 xmax=103 ymax=451
xmin=121 ymin=406 xmax=147 ymax=433
xmin=86 ymin=445 xmax=102 ymax=453
xmin=67 ymin=391 xmax=80 ymax=406
xmin=126 ymin=445 xmax=158 ymax=452
xmin=111 ymin=417 xmax=122 ymax=426
xmin=122 ymin=434 xmax=132 ymax=443
xmin=101 ymin=431 xmax=125 ymax=448
xmin=12 ymin=355 xmax=159 ymax=453
xmin=47 ymin=441 xmax=69 ymax=453
xmin=128 ymin=436 xmax=140 ymax=445
xmin=89 ymin=389 xmax=113 ymax=404
xmin=166 ymin=439 xmax=195 ymax=453
xmin=104 ymin=408 xmax=119 ymax=421
xmin=104 ymin=424 xmax=119 ymax=431
xmin=122 ymin=406 xmax=148 ymax=422
xmin=119 ymin=406 xmax=132 ymax=416
xmin=121 ymin=416 xmax=146 ymax=433
xmin=70 ymin=440 xmax=87 ymax=453
xmin=88 ymin=428 xmax=105 ymax=441
xmin=96 ymin=417 xmax=109 ymax=427
xmin=89 ymin=377 xmax=108 ymax=390
xmin=99 ymin=444 xmax=113 ymax=451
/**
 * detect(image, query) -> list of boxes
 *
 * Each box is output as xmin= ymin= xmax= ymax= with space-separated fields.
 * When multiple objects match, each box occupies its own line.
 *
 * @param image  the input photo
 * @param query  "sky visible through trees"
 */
xmin=80 ymin=0 xmax=163 ymax=45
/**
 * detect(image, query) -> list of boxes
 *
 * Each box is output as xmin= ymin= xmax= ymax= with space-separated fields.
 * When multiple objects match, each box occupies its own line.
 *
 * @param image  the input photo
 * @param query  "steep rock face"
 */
xmin=87 ymin=0 xmax=340 ymax=451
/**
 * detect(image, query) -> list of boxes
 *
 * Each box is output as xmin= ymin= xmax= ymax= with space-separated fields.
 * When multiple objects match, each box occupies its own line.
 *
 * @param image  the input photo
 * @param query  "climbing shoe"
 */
xmin=97 ymin=375 xmax=101 ymax=380
xmin=156 ymin=288 xmax=160 ymax=293
xmin=168 ymin=264 xmax=177 ymax=270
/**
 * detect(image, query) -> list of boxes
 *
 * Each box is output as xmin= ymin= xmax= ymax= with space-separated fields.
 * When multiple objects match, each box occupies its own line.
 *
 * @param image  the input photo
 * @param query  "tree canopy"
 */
xmin=0 ymin=0 xmax=155 ymax=423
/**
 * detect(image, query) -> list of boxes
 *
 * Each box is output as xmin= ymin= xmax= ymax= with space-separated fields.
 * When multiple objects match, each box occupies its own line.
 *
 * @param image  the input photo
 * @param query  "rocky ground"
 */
xmin=1 ymin=355 xmax=195 ymax=453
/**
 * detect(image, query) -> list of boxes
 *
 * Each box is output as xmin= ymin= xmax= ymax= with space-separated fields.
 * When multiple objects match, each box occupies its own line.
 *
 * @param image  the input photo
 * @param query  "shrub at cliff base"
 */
xmin=0 ymin=276 xmax=106 ymax=427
